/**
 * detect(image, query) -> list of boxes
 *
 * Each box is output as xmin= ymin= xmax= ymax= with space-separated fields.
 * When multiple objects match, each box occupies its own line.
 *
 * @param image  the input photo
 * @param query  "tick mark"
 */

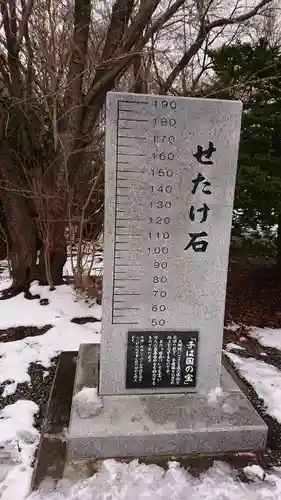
xmin=118 ymin=153 xmax=145 ymax=156
xmin=119 ymin=118 xmax=148 ymax=122
xmin=118 ymin=136 xmax=146 ymax=140
xmin=114 ymin=307 xmax=140 ymax=310
xmin=119 ymin=100 xmax=148 ymax=104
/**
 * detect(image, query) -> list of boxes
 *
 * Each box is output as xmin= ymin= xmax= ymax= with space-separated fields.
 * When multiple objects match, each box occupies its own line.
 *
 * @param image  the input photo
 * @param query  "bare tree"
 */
xmin=0 ymin=0 xmax=273 ymax=296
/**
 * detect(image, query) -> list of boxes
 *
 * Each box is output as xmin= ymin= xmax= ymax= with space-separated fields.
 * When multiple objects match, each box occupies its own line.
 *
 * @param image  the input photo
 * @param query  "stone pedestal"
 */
xmin=67 ymin=344 xmax=267 ymax=460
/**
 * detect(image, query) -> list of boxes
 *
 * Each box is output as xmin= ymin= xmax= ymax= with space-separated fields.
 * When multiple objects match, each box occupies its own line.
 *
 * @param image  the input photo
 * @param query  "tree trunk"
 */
xmin=9 ymin=236 xmax=37 ymax=293
xmin=3 ymin=196 xmax=37 ymax=295
xmin=37 ymin=245 xmax=66 ymax=287
xmin=37 ymin=222 xmax=67 ymax=287
xmin=0 ymin=143 xmax=38 ymax=296
xmin=50 ymin=245 xmax=67 ymax=285
xmin=276 ymin=214 xmax=281 ymax=275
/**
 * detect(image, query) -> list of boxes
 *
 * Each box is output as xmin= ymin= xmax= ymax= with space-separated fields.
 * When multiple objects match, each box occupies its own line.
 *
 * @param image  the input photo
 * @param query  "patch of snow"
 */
xmin=0 ymin=400 xmax=39 ymax=500
xmin=28 ymin=459 xmax=281 ymax=500
xmin=244 ymin=464 xmax=266 ymax=481
xmin=0 ymin=462 xmax=34 ymax=500
xmin=249 ymin=327 xmax=281 ymax=351
xmin=73 ymin=387 xmax=103 ymax=418
xmin=2 ymin=381 xmax=18 ymax=397
xmin=0 ymin=321 xmax=101 ymax=392
xmin=63 ymin=252 xmax=103 ymax=278
xmin=0 ymin=259 xmax=104 ymax=497
xmin=0 ymin=282 xmax=101 ymax=328
xmin=207 ymin=387 xmax=223 ymax=405
xmin=225 ymin=323 xmax=240 ymax=332
xmin=0 ymin=400 xmax=39 ymax=452
xmin=225 ymin=343 xmax=246 ymax=352
xmin=226 ymin=352 xmax=281 ymax=422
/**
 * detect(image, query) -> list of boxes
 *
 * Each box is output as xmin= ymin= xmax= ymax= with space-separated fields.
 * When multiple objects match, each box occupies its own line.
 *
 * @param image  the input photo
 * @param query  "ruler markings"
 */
xmin=112 ymin=99 xmax=150 ymax=326
xmin=118 ymin=170 xmax=145 ymax=173
xmin=114 ymin=293 xmax=141 ymax=296
xmin=112 ymin=322 xmax=139 ymax=325
xmin=119 ymin=118 xmax=148 ymax=122
xmin=115 ymin=306 xmax=140 ymax=310
xmin=118 ymin=153 xmax=145 ymax=156
xmin=118 ymin=136 xmax=146 ymax=140
xmin=119 ymin=100 xmax=148 ymax=105
xmin=111 ymin=100 xmax=120 ymax=323
xmin=115 ymin=278 xmax=141 ymax=281
xmin=115 ymin=264 xmax=139 ymax=267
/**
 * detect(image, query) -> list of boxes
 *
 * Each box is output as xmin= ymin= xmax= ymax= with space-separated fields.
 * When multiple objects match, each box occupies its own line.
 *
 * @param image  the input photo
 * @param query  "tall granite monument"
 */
xmin=67 ymin=93 xmax=267 ymax=460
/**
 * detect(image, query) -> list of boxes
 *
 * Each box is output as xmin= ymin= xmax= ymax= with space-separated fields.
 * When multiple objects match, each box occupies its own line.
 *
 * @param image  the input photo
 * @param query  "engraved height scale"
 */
xmin=100 ymin=92 xmax=242 ymax=396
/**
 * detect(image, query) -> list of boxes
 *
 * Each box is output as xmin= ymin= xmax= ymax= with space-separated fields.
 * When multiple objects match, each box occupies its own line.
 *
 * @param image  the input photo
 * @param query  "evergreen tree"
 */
xmin=209 ymin=39 xmax=281 ymax=266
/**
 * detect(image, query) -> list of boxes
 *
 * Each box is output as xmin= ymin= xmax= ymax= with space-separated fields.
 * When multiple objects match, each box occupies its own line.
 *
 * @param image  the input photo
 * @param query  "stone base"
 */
xmin=67 ymin=344 xmax=267 ymax=460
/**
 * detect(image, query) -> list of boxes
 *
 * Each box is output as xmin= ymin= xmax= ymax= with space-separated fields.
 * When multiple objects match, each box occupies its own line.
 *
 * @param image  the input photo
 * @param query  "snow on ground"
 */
xmin=0 ymin=281 xmax=101 ymax=329
xmin=63 ymin=251 xmax=103 ymax=278
xmin=1 ymin=259 xmax=281 ymax=499
xmin=0 ymin=280 xmax=101 ymax=395
xmin=249 ymin=327 xmax=281 ymax=351
xmin=225 ymin=351 xmax=281 ymax=422
xmin=0 ymin=260 xmax=102 ymax=499
xmin=225 ymin=342 xmax=246 ymax=351
xmin=225 ymin=323 xmax=240 ymax=332
xmin=0 ymin=321 xmax=101 ymax=396
xmin=28 ymin=460 xmax=281 ymax=500
xmin=0 ymin=400 xmax=39 ymax=500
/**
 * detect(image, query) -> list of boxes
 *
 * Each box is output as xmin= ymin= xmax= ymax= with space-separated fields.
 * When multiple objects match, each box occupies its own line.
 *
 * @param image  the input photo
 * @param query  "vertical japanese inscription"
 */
xmin=126 ymin=331 xmax=198 ymax=388
xmin=184 ymin=141 xmax=216 ymax=253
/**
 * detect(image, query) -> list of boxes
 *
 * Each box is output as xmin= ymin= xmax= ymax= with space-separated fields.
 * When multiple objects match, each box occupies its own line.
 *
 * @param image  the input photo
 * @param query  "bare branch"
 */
xmin=64 ymin=0 xmax=91 ymax=105
xmin=208 ymin=0 xmax=273 ymax=29
xmin=8 ymin=0 xmax=17 ymax=42
xmin=160 ymin=0 xmax=274 ymax=93
xmin=0 ymin=0 xmax=22 ymax=96
xmin=141 ymin=0 xmax=187 ymax=46
xmin=0 ymin=52 xmax=11 ymax=91
xmin=101 ymin=0 xmax=134 ymax=62
xmin=84 ymin=0 xmax=162 ymax=109
xmin=17 ymin=0 xmax=34 ymax=47
xmin=20 ymin=0 xmax=34 ymax=96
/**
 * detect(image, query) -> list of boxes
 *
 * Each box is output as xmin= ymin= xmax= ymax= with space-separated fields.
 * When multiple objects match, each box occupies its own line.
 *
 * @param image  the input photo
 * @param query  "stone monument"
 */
xmin=67 ymin=92 xmax=267 ymax=460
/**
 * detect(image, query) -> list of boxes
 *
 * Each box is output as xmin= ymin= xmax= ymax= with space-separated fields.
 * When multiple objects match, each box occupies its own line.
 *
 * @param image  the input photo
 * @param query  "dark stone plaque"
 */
xmin=126 ymin=331 xmax=199 ymax=389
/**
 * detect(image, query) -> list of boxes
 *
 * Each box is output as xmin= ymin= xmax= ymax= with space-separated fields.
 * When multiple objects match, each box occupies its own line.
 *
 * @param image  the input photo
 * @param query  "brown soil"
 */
xmin=225 ymin=261 xmax=281 ymax=329
xmin=0 ymin=325 xmax=52 ymax=342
